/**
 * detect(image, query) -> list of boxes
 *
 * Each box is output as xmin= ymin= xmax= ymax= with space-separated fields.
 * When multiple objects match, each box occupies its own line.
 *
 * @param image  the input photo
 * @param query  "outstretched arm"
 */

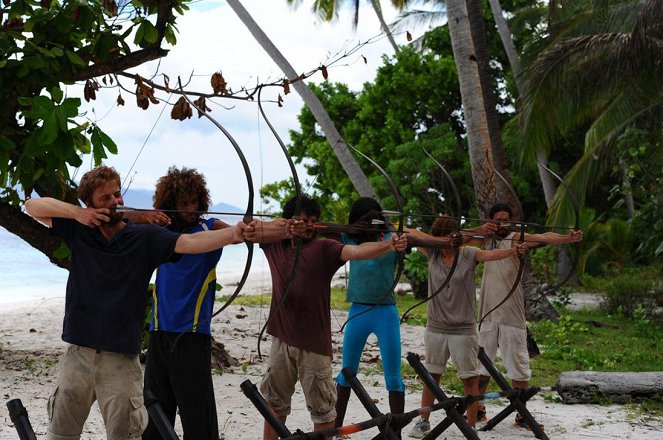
xmin=523 ymin=230 xmax=583 ymax=248
xmin=476 ymin=242 xmax=527 ymax=262
xmin=174 ymin=222 xmax=246 ymax=254
xmin=340 ymin=233 xmax=407 ymax=261
xmin=243 ymin=219 xmax=303 ymax=244
xmin=25 ymin=197 xmax=110 ymax=228
xmin=404 ymin=228 xmax=461 ymax=256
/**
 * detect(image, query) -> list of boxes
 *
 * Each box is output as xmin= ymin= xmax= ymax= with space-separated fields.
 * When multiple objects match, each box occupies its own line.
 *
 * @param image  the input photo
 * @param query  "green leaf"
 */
xmin=60 ymin=98 xmax=81 ymax=118
xmin=99 ymin=128 xmax=117 ymax=154
xmin=134 ymin=21 xmax=145 ymax=46
xmin=49 ymin=86 xmax=64 ymax=103
xmin=52 ymin=241 xmax=71 ymax=259
xmin=141 ymin=21 xmax=158 ymax=44
xmin=164 ymin=25 xmax=177 ymax=46
xmin=65 ymin=49 xmax=86 ymax=67
xmin=39 ymin=112 xmax=60 ymax=145
xmin=0 ymin=59 xmax=7 ymax=68
xmin=655 ymin=241 xmax=663 ymax=256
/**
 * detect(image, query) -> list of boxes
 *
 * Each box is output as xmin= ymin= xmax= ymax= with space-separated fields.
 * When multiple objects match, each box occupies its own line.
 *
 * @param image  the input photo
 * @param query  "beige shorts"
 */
xmin=47 ymin=345 xmax=148 ymax=440
xmin=260 ymin=337 xmax=336 ymax=424
xmin=478 ymin=322 xmax=531 ymax=381
xmin=424 ymin=330 xmax=480 ymax=379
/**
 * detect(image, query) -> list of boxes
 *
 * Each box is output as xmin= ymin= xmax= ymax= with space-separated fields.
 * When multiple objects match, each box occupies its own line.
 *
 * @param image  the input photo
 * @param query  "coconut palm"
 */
xmin=286 ymin=0 xmax=410 ymax=52
xmin=518 ymin=0 xmax=663 ymax=228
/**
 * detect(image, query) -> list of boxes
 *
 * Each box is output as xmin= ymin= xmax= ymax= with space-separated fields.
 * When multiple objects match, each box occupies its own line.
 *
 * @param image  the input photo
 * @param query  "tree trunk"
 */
xmin=226 ymin=0 xmax=378 ymax=201
xmin=555 ymin=371 xmax=663 ymax=404
xmin=445 ymin=0 xmax=496 ymax=211
xmin=451 ymin=0 xmax=558 ymax=321
xmin=370 ymin=0 xmax=400 ymax=53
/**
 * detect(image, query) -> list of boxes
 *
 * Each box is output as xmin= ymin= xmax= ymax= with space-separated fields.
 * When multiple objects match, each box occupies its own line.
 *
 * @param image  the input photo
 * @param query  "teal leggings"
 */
xmin=336 ymin=303 xmax=404 ymax=392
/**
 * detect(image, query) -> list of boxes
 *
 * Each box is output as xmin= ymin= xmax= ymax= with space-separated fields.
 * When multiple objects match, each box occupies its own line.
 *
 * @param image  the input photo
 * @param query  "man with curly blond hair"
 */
xmin=25 ymin=165 xmax=246 ymax=440
xmin=143 ymin=166 xmax=231 ymax=440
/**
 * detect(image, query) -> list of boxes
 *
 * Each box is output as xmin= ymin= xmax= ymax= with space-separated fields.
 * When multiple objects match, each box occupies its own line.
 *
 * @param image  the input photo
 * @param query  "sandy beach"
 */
xmin=1 ymin=295 xmax=662 ymax=440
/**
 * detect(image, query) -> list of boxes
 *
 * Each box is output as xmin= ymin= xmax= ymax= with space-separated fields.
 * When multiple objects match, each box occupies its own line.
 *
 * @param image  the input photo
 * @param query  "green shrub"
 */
xmin=601 ymin=274 xmax=662 ymax=318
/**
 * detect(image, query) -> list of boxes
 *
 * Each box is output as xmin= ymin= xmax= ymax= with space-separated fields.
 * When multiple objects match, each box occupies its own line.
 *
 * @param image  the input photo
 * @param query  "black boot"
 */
xmin=389 ymin=391 xmax=405 ymax=438
xmin=335 ymin=384 xmax=352 ymax=428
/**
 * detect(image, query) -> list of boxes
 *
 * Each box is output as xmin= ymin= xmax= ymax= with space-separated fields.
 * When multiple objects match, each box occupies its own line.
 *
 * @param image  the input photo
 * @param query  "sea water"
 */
xmin=0 ymin=226 xmax=270 ymax=306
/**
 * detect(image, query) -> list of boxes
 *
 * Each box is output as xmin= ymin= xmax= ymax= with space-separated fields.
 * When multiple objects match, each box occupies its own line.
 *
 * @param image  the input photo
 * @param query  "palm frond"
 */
xmin=546 ymin=140 xmax=615 ymax=229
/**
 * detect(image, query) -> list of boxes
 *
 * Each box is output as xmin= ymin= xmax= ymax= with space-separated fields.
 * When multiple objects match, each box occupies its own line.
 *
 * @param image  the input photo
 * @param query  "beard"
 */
xmin=495 ymin=226 xmax=511 ymax=239
xmin=107 ymin=208 xmax=124 ymax=225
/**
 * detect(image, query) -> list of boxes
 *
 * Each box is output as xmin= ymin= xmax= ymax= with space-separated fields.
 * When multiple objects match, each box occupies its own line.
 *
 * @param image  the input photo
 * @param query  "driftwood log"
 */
xmin=555 ymin=371 xmax=663 ymax=403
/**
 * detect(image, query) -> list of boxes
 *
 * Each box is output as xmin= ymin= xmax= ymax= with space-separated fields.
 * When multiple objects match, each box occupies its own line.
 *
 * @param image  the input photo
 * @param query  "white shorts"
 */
xmin=478 ymin=322 xmax=531 ymax=381
xmin=424 ymin=330 xmax=480 ymax=379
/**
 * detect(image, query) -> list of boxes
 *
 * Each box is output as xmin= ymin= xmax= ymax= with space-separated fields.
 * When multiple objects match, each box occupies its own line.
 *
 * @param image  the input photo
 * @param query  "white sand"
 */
xmin=1 ymin=296 xmax=661 ymax=440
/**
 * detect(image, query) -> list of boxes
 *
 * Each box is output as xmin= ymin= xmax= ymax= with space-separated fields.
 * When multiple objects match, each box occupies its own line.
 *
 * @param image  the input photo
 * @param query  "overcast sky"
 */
xmin=73 ymin=0 xmax=423 ymax=211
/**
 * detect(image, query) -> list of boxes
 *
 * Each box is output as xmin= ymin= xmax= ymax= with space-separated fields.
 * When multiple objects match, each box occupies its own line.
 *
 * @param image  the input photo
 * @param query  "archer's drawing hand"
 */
xmin=75 ymin=207 xmax=110 ymax=228
xmin=147 ymin=210 xmax=171 ymax=226
xmin=514 ymin=242 xmax=528 ymax=256
xmin=450 ymin=231 xmax=463 ymax=248
xmin=391 ymin=233 xmax=407 ymax=252
xmin=289 ymin=219 xmax=307 ymax=238
xmin=476 ymin=221 xmax=498 ymax=236
xmin=568 ymin=229 xmax=583 ymax=242
xmin=243 ymin=220 xmax=258 ymax=241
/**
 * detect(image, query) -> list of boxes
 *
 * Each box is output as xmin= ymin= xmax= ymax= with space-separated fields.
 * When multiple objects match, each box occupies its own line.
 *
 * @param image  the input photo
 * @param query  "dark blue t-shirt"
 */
xmin=53 ymin=218 xmax=180 ymax=354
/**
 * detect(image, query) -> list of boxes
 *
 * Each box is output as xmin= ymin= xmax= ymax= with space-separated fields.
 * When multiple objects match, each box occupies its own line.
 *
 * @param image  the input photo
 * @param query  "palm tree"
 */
xmin=518 ymin=0 xmax=663 ymax=228
xmin=286 ymin=0 xmax=410 ymax=53
xmin=227 ymin=0 xmax=378 ymax=200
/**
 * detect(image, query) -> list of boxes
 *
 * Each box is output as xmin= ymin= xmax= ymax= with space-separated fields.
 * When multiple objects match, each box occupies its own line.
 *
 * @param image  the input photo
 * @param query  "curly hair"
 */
xmin=282 ymin=195 xmax=320 ymax=219
xmin=153 ymin=167 xmax=211 ymax=214
xmin=78 ymin=166 xmax=121 ymax=205
xmin=431 ymin=216 xmax=458 ymax=237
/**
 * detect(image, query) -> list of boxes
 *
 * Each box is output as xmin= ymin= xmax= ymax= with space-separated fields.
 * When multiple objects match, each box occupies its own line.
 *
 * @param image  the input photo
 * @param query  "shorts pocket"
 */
xmin=127 ymin=396 xmax=148 ymax=437
xmin=311 ymin=371 xmax=335 ymax=415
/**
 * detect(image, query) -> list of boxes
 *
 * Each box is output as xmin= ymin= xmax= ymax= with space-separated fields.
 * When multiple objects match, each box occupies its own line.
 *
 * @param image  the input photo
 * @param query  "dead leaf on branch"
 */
xmin=193 ymin=96 xmax=211 ymax=118
xmin=83 ymin=79 xmax=99 ymax=102
xmin=283 ymin=79 xmax=290 ymax=95
xmin=211 ymin=72 xmax=228 ymax=95
xmin=134 ymin=76 xmax=159 ymax=110
xmin=361 ymin=55 xmax=367 ymax=64
xmin=102 ymin=0 xmax=118 ymax=17
xmin=406 ymin=31 xmax=412 ymax=42
xmin=171 ymin=96 xmax=192 ymax=121
xmin=321 ymin=65 xmax=328 ymax=80
xmin=116 ymin=94 xmax=125 ymax=106
xmin=277 ymin=94 xmax=283 ymax=108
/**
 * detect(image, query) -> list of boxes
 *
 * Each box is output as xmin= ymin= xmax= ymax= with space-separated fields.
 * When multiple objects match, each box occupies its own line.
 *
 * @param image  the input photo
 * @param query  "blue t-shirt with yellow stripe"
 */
xmin=150 ymin=218 xmax=223 ymax=335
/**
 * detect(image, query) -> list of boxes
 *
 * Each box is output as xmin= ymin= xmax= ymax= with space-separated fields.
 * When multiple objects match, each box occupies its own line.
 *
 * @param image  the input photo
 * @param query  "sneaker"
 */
xmin=514 ymin=413 xmax=544 ymax=431
xmin=408 ymin=418 xmax=431 ymax=438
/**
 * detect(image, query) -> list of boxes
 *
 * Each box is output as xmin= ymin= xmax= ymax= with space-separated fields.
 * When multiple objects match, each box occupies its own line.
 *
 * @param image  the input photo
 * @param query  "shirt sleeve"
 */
xmin=146 ymin=224 xmax=180 ymax=266
xmin=51 ymin=217 xmax=78 ymax=246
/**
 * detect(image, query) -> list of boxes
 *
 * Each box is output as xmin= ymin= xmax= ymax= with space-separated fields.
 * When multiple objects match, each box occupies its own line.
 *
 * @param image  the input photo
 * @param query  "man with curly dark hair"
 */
xmin=25 ymin=165 xmax=246 ymax=440
xmin=142 ymin=166 xmax=232 ymax=440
